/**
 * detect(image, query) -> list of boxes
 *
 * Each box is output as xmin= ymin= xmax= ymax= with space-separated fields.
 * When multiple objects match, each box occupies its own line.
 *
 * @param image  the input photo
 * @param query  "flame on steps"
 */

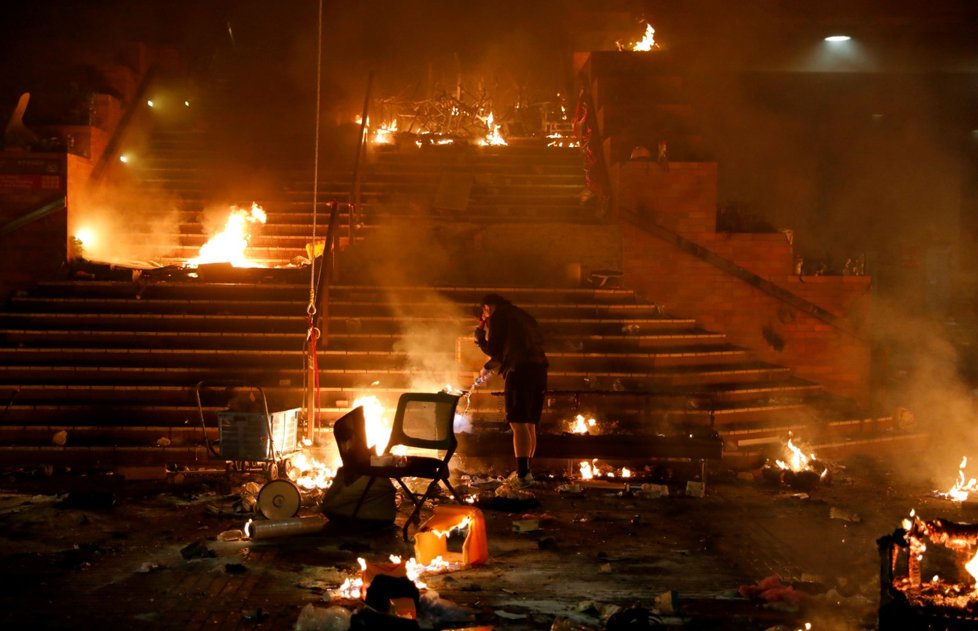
xmin=187 ymin=203 xmax=267 ymax=268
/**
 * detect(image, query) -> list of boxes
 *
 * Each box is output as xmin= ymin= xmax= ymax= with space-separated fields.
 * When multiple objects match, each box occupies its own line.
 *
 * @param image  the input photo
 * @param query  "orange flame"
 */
xmin=571 ymin=414 xmax=596 ymax=434
xmin=287 ymin=451 xmax=337 ymax=490
xmin=352 ymin=395 xmax=391 ymax=456
xmin=966 ymin=549 xmax=978 ymax=588
xmin=775 ymin=437 xmax=818 ymax=473
xmin=632 ymin=23 xmax=657 ymax=51
xmin=188 ymin=203 xmax=267 ymax=267
xmin=945 ymin=456 xmax=978 ymax=502
xmin=477 ymin=112 xmax=507 ymax=146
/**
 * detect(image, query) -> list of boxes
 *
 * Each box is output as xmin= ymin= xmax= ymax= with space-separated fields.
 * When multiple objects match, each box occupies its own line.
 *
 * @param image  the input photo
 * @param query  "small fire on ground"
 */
xmin=936 ymin=456 xmax=978 ymax=502
xmin=580 ymin=458 xmax=631 ymax=480
xmin=762 ymin=435 xmax=829 ymax=490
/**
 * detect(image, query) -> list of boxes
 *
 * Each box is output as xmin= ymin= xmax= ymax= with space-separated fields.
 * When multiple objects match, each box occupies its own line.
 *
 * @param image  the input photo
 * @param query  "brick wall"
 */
xmin=614 ymin=161 xmax=717 ymax=233
xmin=622 ymin=220 xmax=873 ymax=403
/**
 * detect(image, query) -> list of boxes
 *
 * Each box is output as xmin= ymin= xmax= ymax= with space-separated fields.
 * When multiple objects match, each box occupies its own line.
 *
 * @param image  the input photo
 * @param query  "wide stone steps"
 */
xmin=0 ymin=278 xmax=825 ymax=437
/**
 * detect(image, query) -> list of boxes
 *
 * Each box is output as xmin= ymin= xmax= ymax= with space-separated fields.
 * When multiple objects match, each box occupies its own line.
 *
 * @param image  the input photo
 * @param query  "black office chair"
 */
xmin=333 ymin=392 xmax=465 ymax=540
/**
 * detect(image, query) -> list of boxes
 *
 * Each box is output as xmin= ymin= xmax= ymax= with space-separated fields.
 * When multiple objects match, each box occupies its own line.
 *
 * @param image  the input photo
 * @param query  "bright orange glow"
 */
xmin=287 ymin=451 xmax=336 ymax=490
xmin=374 ymin=119 xmax=398 ymax=144
xmin=966 ymin=549 xmax=978 ymax=589
xmin=187 ymin=203 xmax=267 ymax=268
xmin=945 ymin=456 xmax=978 ymax=502
xmin=571 ymin=414 xmax=596 ymax=434
xmin=632 ymin=23 xmax=657 ymax=51
xmin=775 ymin=437 xmax=817 ymax=473
xmin=477 ymin=112 xmax=507 ymax=146
xmin=352 ymin=395 xmax=391 ymax=456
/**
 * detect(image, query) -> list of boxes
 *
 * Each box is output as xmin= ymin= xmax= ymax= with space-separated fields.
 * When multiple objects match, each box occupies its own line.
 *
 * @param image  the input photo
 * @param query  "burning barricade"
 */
xmin=879 ymin=511 xmax=978 ymax=627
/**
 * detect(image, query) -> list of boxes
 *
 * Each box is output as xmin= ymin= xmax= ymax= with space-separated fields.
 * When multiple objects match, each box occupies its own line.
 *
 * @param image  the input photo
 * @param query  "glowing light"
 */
xmin=632 ymin=23 xmax=657 ymax=51
xmin=352 ymin=395 xmax=391 ymax=456
xmin=570 ymin=414 xmax=596 ymax=434
xmin=941 ymin=456 xmax=978 ymax=502
xmin=74 ymin=227 xmax=96 ymax=248
xmin=187 ymin=202 xmax=267 ymax=268
xmin=477 ymin=112 xmax=507 ymax=146
xmin=824 ymin=35 xmax=851 ymax=42
xmin=287 ymin=451 xmax=336 ymax=490
xmin=147 ymin=99 xmax=154 ymax=108
xmin=373 ymin=120 xmax=397 ymax=144
xmin=119 ymin=154 xmax=129 ymax=163
xmin=184 ymin=100 xmax=191 ymax=107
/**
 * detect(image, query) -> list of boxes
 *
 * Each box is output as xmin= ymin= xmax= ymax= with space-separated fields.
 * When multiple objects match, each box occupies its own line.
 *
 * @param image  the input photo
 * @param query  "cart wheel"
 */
xmin=266 ymin=462 xmax=279 ymax=480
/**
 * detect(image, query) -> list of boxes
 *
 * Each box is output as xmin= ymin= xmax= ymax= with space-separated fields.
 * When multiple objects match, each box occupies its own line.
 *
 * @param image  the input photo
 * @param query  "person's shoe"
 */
xmin=507 ymin=471 xmax=535 ymax=489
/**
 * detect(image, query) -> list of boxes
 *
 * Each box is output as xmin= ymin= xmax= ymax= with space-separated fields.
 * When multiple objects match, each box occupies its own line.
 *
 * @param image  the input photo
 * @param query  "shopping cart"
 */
xmin=195 ymin=380 xmax=300 ymax=478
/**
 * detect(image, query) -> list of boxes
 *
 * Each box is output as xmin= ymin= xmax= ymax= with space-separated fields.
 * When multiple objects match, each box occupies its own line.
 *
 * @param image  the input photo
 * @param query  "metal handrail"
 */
xmin=622 ymin=209 xmax=865 ymax=339
xmin=349 ymin=71 xmax=374 ymax=243
xmin=89 ymin=64 xmax=159 ymax=185
xmin=575 ymin=77 xmax=614 ymax=219
xmin=0 ymin=196 xmax=67 ymax=238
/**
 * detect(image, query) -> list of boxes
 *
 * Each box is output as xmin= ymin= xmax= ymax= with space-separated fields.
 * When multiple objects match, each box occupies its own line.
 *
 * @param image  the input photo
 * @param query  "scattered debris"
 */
xmin=829 ymin=507 xmax=862 ymax=523
xmin=294 ymin=604 xmax=351 ymax=631
xmin=738 ymin=575 xmax=806 ymax=608
xmin=495 ymin=609 xmax=528 ymax=620
xmin=538 ymin=535 xmax=559 ymax=550
xmin=217 ymin=528 xmax=245 ymax=542
xmin=180 ymin=540 xmax=216 ymax=560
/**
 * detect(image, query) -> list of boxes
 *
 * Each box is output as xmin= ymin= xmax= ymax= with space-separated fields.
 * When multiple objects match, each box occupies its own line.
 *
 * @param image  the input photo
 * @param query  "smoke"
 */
xmin=386 ymin=286 xmax=471 ymax=393
xmin=70 ymin=183 xmax=184 ymax=264
xmin=869 ymin=297 xmax=978 ymax=486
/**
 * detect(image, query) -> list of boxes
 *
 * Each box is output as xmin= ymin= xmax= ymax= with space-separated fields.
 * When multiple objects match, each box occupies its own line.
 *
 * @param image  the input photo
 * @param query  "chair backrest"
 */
xmin=332 ymin=405 xmax=371 ymax=470
xmin=384 ymin=392 xmax=461 ymax=455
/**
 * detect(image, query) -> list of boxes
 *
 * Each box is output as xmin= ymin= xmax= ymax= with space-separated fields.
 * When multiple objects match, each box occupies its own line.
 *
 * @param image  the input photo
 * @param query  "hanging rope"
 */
xmin=305 ymin=0 xmax=325 ymax=440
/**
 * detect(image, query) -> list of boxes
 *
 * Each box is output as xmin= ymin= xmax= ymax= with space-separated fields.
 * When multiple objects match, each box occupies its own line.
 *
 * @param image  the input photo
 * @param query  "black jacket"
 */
xmin=475 ymin=300 xmax=547 ymax=377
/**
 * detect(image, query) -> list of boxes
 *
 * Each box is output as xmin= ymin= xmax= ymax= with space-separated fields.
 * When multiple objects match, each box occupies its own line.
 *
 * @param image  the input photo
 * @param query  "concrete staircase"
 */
xmin=0 ymin=275 xmax=866 ymax=468
xmin=0 ymin=64 xmax=893 ymax=471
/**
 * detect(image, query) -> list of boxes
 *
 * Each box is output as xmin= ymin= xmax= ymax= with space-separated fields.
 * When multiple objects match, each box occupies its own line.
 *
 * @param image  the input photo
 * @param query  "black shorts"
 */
xmin=503 ymin=363 xmax=548 ymax=424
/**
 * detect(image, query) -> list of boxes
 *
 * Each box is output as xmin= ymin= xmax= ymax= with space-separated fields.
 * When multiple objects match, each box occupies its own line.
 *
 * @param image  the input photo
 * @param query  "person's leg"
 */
xmin=510 ymin=422 xmax=533 ymax=479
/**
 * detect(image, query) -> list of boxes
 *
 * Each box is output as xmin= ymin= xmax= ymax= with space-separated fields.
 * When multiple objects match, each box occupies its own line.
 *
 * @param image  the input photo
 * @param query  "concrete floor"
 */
xmin=0 ymin=451 xmax=961 ymax=630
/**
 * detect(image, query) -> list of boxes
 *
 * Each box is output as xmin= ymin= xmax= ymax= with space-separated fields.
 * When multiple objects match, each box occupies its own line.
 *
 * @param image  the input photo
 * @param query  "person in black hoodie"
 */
xmin=474 ymin=293 xmax=548 ymax=487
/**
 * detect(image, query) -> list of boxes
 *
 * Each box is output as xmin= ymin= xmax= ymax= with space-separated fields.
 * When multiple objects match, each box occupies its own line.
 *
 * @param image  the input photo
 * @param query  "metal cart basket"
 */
xmin=195 ymin=381 xmax=300 ymax=476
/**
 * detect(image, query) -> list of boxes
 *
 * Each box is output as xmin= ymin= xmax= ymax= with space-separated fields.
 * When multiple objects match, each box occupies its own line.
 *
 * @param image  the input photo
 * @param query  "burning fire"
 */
xmin=617 ymin=22 xmax=658 ymax=52
xmin=187 ymin=203 xmax=267 ymax=267
xmin=331 ymin=553 xmax=464 ymax=601
xmin=579 ymin=459 xmax=631 ymax=480
xmin=286 ymin=451 xmax=336 ymax=490
xmin=940 ymin=456 xmax=978 ymax=502
xmin=352 ymin=395 xmax=392 ymax=456
xmin=632 ymin=23 xmax=657 ymax=51
xmin=374 ymin=119 xmax=397 ymax=144
xmin=775 ymin=438 xmax=815 ymax=472
xmin=477 ymin=112 xmax=507 ymax=146
xmin=570 ymin=414 xmax=596 ymax=434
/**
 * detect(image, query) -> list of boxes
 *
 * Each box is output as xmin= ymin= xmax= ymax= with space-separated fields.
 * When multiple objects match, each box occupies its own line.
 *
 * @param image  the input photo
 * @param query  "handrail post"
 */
xmin=350 ymin=71 xmax=374 ymax=244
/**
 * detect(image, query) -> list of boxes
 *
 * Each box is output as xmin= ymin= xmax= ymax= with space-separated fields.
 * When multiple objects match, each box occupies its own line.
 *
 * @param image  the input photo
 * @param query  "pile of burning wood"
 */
xmin=879 ymin=512 xmax=978 ymax=627
xmin=761 ymin=436 xmax=830 ymax=491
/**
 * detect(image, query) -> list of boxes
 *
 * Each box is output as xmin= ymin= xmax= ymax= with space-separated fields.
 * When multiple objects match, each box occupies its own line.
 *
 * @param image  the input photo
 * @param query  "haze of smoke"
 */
xmin=71 ymin=184 xmax=183 ymax=264
xmin=869 ymin=297 xmax=978 ymax=486
xmin=387 ymin=287 xmax=471 ymax=393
